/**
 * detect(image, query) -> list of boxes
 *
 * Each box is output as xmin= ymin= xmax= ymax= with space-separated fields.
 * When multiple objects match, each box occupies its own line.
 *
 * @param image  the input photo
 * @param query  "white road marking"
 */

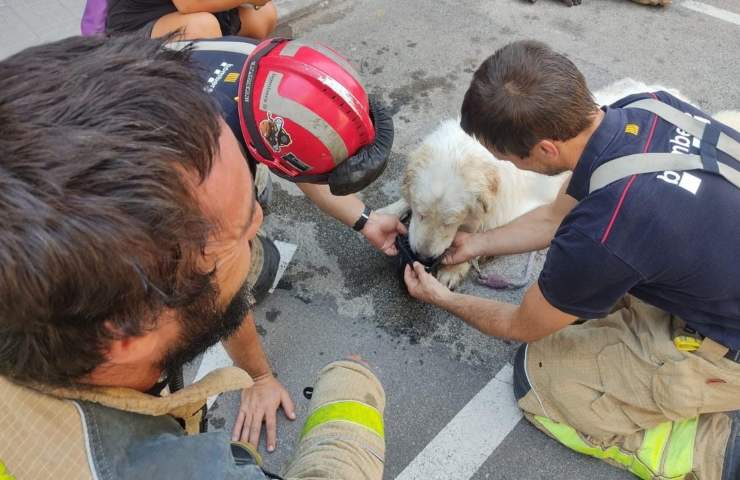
xmin=193 ymin=343 xmax=233 ymax=408
xmin=270 ymin=240 xmax=297 ymax=293
xmin=395 ymin=364 xmax=522 ymax=480
xmin=682 ymin=1 xmax=740 ymax=27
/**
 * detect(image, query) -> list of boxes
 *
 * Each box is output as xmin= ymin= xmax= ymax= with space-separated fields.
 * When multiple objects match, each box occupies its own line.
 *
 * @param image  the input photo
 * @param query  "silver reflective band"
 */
xmin=165 ymin=40 xmax=258 ymax=56
xmin=625 ymin=99 xmax=740 ymax=161
xmin=260 ymin=71 xmax=348 ymax=164
xmin=279 ymin=39 xmax=364 ymax=87
xmin=588 ymin=100 xmax=740 ymax=194
xmin=590 ymin=153 xmax=704 ymax=193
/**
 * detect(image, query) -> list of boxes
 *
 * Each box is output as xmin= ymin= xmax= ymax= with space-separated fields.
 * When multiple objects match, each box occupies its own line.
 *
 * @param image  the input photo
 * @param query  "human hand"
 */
xmin=232 ymin=374 xmax=296 ymax=452
xmin=442 ymin=231 xmax=483 ymax=265
xmin=404 ymin=262 xmax=453 ymax=305
xmin=362 ymin=211 xmax=408 ymax=256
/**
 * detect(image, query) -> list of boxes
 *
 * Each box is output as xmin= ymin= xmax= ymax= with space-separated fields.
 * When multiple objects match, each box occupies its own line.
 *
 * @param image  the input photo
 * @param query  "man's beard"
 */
xmin=158 ymin=278 xmax=254 ymax=373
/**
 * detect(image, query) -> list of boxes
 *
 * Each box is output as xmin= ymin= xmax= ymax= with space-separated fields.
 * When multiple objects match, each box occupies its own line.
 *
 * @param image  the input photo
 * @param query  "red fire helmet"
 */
xmin=238 ymin=38 xmax=376 ymax=180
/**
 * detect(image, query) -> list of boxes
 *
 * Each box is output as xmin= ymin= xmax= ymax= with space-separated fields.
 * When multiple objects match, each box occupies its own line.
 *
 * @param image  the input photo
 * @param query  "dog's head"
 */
xmin=402 ymin=120 xmax=499 ymax=259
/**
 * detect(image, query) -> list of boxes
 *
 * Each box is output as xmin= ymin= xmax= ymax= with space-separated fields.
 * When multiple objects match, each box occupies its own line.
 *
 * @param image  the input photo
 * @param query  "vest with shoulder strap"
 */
xmin=589 ymin=98 xmax=740 ymax=194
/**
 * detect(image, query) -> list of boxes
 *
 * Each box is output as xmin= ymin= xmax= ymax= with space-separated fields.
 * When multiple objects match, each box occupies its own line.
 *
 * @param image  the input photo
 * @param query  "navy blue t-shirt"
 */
xmin=539 ymin=91 xmax=740 ymax=349
xmin=189 ymin=37 xmax=259 ymax=173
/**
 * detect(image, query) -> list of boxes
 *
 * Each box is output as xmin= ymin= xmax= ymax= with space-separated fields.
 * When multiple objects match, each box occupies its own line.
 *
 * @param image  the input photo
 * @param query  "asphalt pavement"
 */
xmin=2 ymin=0 xmax=739 ymax=478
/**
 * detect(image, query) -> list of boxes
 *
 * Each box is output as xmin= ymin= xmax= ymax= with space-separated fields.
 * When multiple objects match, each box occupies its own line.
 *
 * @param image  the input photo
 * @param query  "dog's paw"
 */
xmin=377 ymin=199 xmax=410 ymax=218
xmin=436 ymin=263 xmax=472 ymax=290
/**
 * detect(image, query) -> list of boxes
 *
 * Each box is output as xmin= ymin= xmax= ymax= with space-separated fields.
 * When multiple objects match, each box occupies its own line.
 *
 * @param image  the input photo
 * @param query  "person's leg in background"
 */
xmin=150 ymin=11 xmax=222 ymax=39
xmin=283 ymin=360 xmax=385 ymax=480
xmin=512 ymin=296 xmax=740 ymax=479
xmin=237 ymin=3 xmax=278 ymax=40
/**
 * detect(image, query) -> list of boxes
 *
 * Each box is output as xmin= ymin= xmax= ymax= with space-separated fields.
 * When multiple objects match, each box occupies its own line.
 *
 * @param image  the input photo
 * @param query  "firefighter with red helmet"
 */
xmin=171 ymin=36 xmax=403 ymax=455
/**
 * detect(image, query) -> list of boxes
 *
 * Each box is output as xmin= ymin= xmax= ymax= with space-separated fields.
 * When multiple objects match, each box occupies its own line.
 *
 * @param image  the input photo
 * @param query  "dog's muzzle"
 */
xmin=395 ymin=233 xmax=444 ymax=275
xmin=394 ymin=212 xmax=444 ymax=292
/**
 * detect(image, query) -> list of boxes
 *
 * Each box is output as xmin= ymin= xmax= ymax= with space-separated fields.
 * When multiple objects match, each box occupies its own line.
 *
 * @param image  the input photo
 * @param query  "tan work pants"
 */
xmin=284 ymin=360 xmax=385 ymax=480
xmin=519 ymin=296 xmax=740 ymax=479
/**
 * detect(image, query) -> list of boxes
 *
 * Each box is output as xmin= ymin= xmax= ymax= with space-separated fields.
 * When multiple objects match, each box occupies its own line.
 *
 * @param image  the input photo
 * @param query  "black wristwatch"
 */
xmin=352 ymin=206 xmax=372 ymax=231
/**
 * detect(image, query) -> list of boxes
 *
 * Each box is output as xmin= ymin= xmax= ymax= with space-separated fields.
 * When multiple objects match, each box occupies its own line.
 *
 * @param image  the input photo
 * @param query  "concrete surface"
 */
xmin=2 ymin=0 xmax=738 ymax=479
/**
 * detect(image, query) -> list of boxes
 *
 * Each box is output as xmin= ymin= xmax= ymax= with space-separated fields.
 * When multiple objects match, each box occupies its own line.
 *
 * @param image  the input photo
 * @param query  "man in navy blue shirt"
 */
xmin=405 ymin=40 xmax=740 ymax=479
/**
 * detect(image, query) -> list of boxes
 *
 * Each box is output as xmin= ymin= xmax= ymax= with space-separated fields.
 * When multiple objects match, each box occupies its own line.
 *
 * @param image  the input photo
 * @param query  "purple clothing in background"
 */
xmin=81 ymin=0 xmax=108 ymax=36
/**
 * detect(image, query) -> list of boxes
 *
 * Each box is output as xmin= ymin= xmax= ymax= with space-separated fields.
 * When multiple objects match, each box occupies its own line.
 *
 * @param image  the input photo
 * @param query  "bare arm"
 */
xmin=222 ymin=312 xmax=296 ymax=451
xmin=296 ymin=182 xmax=366 ymax=227
xmin=405 ymin=262 xmax=577 ymax=342
xmin=172 ymin=0 xmax=270 ymax=14
xmin=296 ymin=182 xmax=407 ymax=255
xmin=222 ymin=311 xmax=271 ymax=378
xmin=484 ymin=178 xmax=576 ymax=255
xmin=445 ymin=179 xmax=576 ymax=264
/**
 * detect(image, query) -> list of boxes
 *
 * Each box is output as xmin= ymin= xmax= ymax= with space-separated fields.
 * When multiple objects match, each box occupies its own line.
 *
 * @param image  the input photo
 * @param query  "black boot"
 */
xmin=512 ymin=344 xmax=532 ymax=401
xmin=247 ymin=234 xmax=280 ymax=305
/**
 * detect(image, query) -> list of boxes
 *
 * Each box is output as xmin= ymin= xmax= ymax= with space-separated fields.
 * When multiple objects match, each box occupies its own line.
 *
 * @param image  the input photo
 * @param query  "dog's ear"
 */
xmin=460 ymin=150 xmax=499 ymax=214
xmin=477 ymin=166 xmax=500 ymax=214
xmin=402 ymin=144 xmax=431 ymax=201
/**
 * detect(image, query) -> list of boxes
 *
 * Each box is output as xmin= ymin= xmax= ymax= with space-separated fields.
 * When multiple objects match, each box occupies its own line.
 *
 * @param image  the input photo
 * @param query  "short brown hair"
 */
xmin=461 ymin=40 xmax=597 ymax=157
xmin=0 ymin=35 xmax=222 ymax=386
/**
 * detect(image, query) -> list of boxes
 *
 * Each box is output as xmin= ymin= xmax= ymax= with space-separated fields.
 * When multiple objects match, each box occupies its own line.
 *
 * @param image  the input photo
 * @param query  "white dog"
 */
xmin=381 ymin=79 xmax=740 ymax=289
xmin=381 ymin=120 xmax=566 ymax=288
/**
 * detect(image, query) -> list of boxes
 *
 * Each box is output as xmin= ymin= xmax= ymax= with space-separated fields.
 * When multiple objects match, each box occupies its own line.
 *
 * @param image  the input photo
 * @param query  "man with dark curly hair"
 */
xmin=0 ymin=34 xmax=386 ymax=480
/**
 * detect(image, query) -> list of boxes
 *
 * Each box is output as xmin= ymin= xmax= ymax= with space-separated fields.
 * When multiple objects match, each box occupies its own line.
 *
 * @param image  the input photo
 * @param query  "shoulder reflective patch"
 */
xmin=301 ymin=400 xmax=384 ymax=440
xmin=625 ymin=123 xmax=640 ymax=136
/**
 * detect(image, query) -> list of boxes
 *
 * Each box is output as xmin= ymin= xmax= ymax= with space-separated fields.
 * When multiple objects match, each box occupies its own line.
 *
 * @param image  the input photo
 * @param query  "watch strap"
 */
xmin=352 ymin=206 xmax=372 ymax=231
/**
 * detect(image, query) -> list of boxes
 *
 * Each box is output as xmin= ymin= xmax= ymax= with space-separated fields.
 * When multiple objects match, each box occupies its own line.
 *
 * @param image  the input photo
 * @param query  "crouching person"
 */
xmin=405 ymin=40 xmax=740 ymax=480
xmin=0 ymin=34 xmax=384 ymax=480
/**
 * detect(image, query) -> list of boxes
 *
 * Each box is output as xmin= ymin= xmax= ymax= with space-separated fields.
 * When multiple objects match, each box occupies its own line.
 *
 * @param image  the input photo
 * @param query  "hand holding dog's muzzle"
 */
xmin=404 ymin=262 xmax=452 ymax=305
xmin=328 ymin=97 xmax=394 ymax=195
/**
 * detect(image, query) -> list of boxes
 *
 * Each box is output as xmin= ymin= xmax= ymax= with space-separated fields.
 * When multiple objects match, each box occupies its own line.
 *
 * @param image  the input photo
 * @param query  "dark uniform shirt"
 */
xmin=189 ymin=37 xmax=259 ymax=175
xmin=539 ymin=91 xmax=740 ymax=349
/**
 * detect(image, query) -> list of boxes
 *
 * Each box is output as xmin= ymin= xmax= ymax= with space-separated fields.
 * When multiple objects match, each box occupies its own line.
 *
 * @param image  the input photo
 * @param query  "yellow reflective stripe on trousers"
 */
xmin=301 ymin=400 xmax=384 ymax=440
xmin=663 ymin=418 xmax=697 ymax=478
xmin=638 ymin=420 xmax=672 ymax=474
xmin=535 ymin=416 xmax=653 ymax=479
xmin=535 ymin=416 xmax=696 ymax=479
xmin=0 ymin=462 xmax=16 ymax=480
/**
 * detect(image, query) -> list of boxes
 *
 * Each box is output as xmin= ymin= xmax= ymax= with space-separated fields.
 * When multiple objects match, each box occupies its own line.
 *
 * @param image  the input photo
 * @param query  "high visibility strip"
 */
xmin=637 ymin=421 xmax=672 ymax=473
xmin=279 ymin=40 xmax=363 ymax=87
xmin=663 ymin=418 xmax=698 ymax=478
xmin=534 ymin=416 xmax=653 ymax=480
xmin=166 ymin=40 xmax=258 ymax=56
xmin=0 ymin=462 xmax=16 ymax=480
xmin=535 ymin=416 xmax=697 ymax=479
xmin=301 ymin=400 xmax=384 ymax=440
xmin=260 ymin=71 xmax=349 ymax=164
xmin=625 ymin=98 xmax=740 ymax=160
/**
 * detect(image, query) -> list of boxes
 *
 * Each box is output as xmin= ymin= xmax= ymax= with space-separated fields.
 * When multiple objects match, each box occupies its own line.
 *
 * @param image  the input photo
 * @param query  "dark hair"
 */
xmin=0 ymin=35 xmax=223 ymax=386
xmin=461 ymin=40 xmax=597 ymax=157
